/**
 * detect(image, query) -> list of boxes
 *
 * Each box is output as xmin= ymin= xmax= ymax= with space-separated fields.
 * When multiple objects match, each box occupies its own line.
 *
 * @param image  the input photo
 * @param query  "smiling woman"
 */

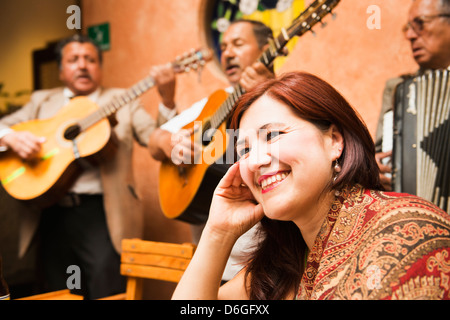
xmin=236 ymin=94 xmax=343 ymax=222
xmin=171 ymin=71 xmax=450 ymax=300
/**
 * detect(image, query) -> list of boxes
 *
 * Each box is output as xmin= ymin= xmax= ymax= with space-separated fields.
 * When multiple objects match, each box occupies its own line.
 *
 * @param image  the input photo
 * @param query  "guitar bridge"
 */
xmin=72 ymin=140 xmax=80 ymax=159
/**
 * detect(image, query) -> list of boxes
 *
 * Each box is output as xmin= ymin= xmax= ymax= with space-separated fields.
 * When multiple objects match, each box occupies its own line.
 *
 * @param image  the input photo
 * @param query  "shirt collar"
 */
xmin=63 ymin=87 xmax=101 ymax=103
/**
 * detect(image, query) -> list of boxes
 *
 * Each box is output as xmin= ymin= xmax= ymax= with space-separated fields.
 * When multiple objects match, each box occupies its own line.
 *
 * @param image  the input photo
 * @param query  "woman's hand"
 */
xmin=173 ymin=161 xmax=263 ymax=300
xmin=207 ymin=161 xmax=264 ymax=241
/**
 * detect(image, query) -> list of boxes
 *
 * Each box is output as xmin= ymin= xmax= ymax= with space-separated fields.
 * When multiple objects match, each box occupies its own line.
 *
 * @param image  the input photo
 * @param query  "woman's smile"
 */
xmin=258 ymin=171 xmax=290 ymax=194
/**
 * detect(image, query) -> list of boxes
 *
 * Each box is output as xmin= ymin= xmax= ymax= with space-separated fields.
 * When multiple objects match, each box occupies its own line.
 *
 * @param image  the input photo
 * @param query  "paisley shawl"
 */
xmin=297 ymin=185 xmax=450 ymax=300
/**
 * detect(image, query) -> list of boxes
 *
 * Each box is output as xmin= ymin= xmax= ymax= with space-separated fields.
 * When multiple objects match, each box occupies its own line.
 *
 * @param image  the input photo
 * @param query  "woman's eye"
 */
xmin=237 ymin=147 xmax=250 ymax=159
xmin=266 ymin=130 xmax=281 ymax=141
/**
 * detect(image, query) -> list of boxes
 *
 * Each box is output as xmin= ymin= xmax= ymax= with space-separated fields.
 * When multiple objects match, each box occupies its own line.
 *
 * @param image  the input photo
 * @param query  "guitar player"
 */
xmin=0 ymin=34 xmax=177 ymax=299
xmin=149 ymin=19 xmax=275 ymax=283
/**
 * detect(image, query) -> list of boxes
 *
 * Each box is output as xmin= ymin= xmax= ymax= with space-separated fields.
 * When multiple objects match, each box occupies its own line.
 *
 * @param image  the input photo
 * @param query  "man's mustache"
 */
xmin=74 ymin=72 xmax=92 ymax=80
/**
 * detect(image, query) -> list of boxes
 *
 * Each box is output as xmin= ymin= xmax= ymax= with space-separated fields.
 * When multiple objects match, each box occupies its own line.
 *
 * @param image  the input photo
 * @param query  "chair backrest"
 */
xmin=120 ymin=238 xmax=196 ymax=300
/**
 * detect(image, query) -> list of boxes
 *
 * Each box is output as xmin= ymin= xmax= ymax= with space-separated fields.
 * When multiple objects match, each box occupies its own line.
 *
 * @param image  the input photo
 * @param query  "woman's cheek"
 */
xmin=239 ymin=159 xmax=254 ymax=188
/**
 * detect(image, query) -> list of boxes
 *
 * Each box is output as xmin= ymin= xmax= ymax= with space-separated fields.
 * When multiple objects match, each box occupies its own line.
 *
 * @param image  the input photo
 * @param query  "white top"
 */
xmin=160 ymin=87 xmax=233 ymax=133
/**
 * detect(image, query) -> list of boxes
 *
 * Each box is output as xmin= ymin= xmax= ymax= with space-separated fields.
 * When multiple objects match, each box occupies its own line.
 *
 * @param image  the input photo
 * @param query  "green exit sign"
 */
xmin=88 ymin=23 xmax=110 ymax=51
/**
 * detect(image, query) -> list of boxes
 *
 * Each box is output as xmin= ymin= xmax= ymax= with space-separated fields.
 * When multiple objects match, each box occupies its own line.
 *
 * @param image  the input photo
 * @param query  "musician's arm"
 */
xmin=374 ymin=77 xmax=403 ymax=191
xmin=375 ymin=150 xmax=392 ymax=191
xmin=148 ymin=128 xmax=172 ymax=161
xmin=149 ymin=96 xmax=208 ymax=163
xmin=125 ymin=85 xmax=177 ymax=149
xmin=0 ymin=90 xmax=50 ymax=155
xmin=145 ymin=64 xmax=183 ymax=160
xmin=0 ymin=131 xmax=45 ymax=159
xmin=150 ymin=63 xmax=177 ymax=110
xmin=0 ymin=128 xmax=13 ymax=151
xmin=156 ymin=103 xmax=177 ymax=126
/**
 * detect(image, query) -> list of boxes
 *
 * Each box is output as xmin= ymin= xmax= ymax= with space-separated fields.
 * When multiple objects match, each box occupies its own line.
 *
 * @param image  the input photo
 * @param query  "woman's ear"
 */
xmin=330 ymin=124 xmax=344 ymax=160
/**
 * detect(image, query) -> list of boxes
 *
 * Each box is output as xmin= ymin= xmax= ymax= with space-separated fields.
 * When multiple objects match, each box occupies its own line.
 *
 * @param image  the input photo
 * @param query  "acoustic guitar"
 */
xmin=159 ymin=0 xmax=341 ymax=223
xmin=0 ymin=48 xmax=212 ymax=206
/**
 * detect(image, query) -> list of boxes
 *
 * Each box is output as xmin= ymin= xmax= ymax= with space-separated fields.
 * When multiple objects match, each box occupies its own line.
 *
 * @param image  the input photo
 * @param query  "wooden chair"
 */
xmin=18 ymin=239 xmax=196 ymax=300
xmin=117 ymin=239 xmax=196 ymax=300
xmin=17 ymin=289 xmax=83 ymax=300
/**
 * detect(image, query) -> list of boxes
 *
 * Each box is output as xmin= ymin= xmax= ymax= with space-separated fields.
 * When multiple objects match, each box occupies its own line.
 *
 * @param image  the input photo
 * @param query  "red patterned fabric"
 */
xmin=297 ymin=185 xmax=450 ymax=300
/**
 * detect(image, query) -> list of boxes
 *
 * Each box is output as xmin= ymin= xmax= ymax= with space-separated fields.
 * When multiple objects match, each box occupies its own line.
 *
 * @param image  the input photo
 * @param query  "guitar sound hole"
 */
xmin=64 ymin=124 xmax=81 ymax=140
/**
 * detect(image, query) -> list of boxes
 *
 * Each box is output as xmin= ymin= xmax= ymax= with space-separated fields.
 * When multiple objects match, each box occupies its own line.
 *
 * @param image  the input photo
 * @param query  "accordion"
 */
xmin=390 ymin=69 xmax=449 ymax=213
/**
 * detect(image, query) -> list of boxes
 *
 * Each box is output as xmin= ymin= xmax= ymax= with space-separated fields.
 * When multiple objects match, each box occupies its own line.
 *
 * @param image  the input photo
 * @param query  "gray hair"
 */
xmin=55 ymin=34 xmax=103 ymax=69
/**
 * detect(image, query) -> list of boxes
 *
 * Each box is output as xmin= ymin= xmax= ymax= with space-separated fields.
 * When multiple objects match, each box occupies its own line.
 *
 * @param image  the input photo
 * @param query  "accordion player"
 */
xmin=379 ymin=68 xmax=449 ymax=213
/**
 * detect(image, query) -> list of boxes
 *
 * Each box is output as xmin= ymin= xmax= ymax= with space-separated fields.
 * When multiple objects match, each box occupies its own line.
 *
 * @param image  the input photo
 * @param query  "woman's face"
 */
xmin=236 ymin=95 xmax=343 ymax=223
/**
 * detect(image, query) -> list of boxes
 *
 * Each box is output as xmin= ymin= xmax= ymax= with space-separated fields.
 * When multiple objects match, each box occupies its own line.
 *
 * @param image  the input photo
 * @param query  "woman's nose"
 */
xmin=246 ymin=143 xmax=272 ymax=172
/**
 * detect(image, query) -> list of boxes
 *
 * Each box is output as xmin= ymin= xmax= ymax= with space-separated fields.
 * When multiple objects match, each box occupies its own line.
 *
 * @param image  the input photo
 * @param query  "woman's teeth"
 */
xmin=260 ymin=172 xmax=288 ymax=189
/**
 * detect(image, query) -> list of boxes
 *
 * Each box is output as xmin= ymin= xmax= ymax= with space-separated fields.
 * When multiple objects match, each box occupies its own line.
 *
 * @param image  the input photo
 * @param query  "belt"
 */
xmin=57 ymin=193 xmax=102 ymax=207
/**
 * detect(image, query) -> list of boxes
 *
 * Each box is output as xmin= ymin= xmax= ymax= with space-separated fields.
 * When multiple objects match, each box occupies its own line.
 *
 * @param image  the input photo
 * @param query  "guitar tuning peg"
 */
xmin=314 ymin=15 xmax=327 ymax=28
xmin=332 ymin=12 xmax=337 ymax=20
xmin=310 ymin=29 xmax=316 ymax=37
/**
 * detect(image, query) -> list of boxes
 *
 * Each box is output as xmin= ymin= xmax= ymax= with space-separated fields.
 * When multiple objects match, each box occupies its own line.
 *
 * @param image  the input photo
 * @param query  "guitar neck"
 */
xmin=103 ymin=75 xmax=157 ymax=117
xmin=78 ymin=75 xmax=156 ymax=131
xmin=76 ymin=48 xmax=212 ymax=133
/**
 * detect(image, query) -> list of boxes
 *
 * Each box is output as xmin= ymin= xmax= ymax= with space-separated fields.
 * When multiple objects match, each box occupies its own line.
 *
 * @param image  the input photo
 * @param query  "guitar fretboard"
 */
xmin=69 ymin=48 xmax=211 ymax=134
xmin=77 ymin=76 xmax=156 ymax=132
